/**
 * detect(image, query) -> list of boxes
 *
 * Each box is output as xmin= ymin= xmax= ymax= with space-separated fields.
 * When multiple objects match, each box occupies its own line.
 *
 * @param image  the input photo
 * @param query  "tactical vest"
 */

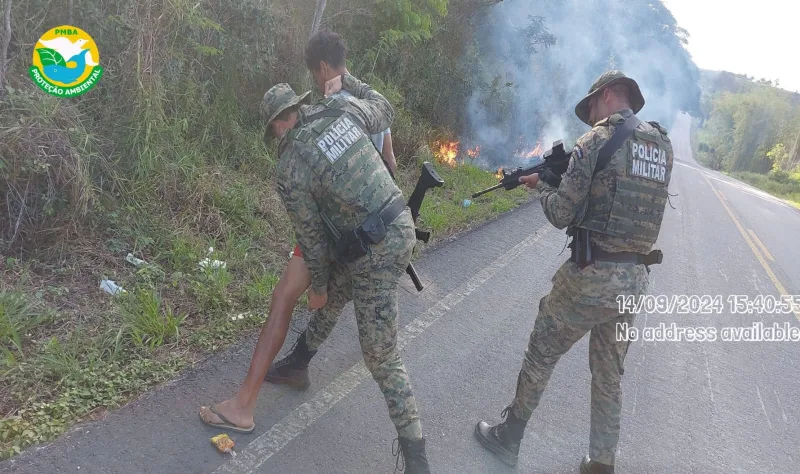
xmin=286 ymin=97 xmax=402 ymax=261
xmin=577 ymin=120 xmax=673 ymax=252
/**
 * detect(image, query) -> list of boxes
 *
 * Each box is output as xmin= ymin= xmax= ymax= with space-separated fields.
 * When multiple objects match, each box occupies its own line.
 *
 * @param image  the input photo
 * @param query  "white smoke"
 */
xmin=466 ymin=0 xmax=700 ymax=169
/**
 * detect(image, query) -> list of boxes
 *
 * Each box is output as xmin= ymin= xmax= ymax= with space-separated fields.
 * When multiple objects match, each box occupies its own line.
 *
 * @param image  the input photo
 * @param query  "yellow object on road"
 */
xmin=211 ymin=434 xmax=237 ymax=457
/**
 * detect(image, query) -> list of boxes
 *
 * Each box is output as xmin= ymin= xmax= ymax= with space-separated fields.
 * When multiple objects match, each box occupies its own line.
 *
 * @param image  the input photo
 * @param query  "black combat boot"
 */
xmin=393 ymin=437 xmax=431 ymax=474
xmin=580 ymin=455 xmax=614 ymax=474
xmin=264 ymin=332 xmax=317 ymax=390
xmin=474 ymin=406 xmax=528 ymax=466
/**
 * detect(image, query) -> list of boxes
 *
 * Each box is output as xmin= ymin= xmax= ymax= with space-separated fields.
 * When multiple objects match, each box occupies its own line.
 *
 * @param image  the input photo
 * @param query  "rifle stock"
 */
xmin=404 ymin=162 xmax=444 ymax=291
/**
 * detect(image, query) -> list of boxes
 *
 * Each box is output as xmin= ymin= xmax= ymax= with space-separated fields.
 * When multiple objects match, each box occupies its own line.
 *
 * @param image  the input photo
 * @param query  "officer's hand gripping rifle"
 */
xmin=404 ymin=162 xmax=444 ymax=291
xmin=471 ymin=140 xmax=571 ymax=199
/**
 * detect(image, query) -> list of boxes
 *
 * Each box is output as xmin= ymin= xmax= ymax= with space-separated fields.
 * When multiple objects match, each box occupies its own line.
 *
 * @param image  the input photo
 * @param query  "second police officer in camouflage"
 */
xmin=475 ymin=71 xmax=673 ymax=474
xmin=261 ymin=73 xmax=430 ymax=473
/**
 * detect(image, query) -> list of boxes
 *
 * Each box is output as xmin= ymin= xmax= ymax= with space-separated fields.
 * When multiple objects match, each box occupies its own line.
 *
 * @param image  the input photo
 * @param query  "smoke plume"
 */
xmin=466 ymin=0 xmax=701 ymax=170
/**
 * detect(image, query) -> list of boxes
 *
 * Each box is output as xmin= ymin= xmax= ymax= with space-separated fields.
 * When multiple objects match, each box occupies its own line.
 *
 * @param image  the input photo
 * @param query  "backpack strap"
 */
xmin=593 ymin=114 xmax=642 ymax=176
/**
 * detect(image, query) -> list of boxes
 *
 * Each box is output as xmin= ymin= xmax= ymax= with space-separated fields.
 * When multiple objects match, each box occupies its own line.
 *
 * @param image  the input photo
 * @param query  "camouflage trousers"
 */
xmin=510 ymin=263 xmax=638 ymax=466
xmin=304 ymin=248 xmax=422 ymax=440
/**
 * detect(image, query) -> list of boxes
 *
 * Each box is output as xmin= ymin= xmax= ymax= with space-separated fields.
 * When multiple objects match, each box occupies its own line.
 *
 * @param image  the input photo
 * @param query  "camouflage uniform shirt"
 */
xmin=275 ymin=75 xmax=399 ymax=294
xmin=534 ymin=110 xmax=670 ymax=308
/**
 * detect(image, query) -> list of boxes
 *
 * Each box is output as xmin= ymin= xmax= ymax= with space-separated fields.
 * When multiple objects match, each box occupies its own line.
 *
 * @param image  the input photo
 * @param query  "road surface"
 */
xmin=2 ymin=113 xmax=798 ymax=473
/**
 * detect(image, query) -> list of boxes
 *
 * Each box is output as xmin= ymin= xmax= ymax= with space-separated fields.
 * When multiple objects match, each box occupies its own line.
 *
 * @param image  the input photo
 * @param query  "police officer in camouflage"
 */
xmin=474 ymin=71 xmax=673 ymax=474
xmin=261 ymin=74 xmax=430 ymax=473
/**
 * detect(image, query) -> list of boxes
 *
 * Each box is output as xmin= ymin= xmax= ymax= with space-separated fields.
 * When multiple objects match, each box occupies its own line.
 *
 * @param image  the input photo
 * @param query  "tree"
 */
xmin=789 ymin=126 xmax=800 ymax=170
xmin=0 ymin=0 xmax=11 ymax=98
xmin=698 ymin=82 xmax=799 ymax=174
xmin=767 ymin=143 xmax=790 ymax=171
xmin=310 ymin=0 xmax=327 ymax=39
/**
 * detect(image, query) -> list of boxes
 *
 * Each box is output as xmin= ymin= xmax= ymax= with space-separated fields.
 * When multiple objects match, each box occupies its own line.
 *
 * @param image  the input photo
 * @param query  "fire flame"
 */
xmin=433 ymin=140 xmax=459 ymax=167
xmin=514 ymin=139 xmax=543 ymax=158
xmin=524 ymin=140 xmax=543 ymax=158
xmin=431 ymin=137 xmax=542 ymax=171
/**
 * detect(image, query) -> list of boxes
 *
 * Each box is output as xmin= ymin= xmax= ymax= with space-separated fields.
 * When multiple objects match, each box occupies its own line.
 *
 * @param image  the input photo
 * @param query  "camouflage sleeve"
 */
xmin=341 ymin=73 xmax=394 ymax=134
xmin=535 ymin=129 xmax=602 ymax=229
xmin=276 ymin=146 xmax=331 ymax=294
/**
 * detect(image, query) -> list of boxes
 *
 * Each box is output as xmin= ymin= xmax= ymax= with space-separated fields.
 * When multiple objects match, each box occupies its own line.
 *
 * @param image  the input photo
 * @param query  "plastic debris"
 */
xmin=200 ymin=247 xmax=226 ymax=270
xmin=125 ymin=253 xmax=147 ymax=267
xmin=199 ymin=258 xmax=226 ymax=270
xmin=210 ymin=433 xmax=236 ymax=457
xmin=462 ymin=199 xmax=472 ymax=208
xmin=230 ymin=313 xmax=247 ymax=322
xmin=99 ymin=279 xmax=126 ymax=295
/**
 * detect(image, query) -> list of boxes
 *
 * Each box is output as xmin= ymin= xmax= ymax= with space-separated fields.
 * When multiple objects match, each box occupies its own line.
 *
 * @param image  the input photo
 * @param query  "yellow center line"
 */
xmin=747 ymin=228 xmax=775 ymax=262
xmin=702 ymin=174 xmax=800 ymax=321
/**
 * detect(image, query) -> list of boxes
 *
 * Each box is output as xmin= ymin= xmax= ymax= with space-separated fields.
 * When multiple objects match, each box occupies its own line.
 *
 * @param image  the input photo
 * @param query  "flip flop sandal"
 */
xmin=200 ymin=405 xmax=255 ymax=434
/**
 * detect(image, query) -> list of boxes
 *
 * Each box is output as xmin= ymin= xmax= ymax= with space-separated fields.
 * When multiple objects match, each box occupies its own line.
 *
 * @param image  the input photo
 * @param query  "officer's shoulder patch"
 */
xmin=572 ymin=145 xmax=584 ymax=160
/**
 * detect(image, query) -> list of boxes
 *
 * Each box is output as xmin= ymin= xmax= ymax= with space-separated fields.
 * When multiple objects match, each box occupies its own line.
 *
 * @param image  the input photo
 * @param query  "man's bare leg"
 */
xmin=199 ymin=255 xmax=311 ymax=429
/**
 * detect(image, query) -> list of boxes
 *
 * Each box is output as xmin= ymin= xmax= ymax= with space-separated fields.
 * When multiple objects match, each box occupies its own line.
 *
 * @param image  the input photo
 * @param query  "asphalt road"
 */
xmin=2 ymin=112 xmax=798 ymax=474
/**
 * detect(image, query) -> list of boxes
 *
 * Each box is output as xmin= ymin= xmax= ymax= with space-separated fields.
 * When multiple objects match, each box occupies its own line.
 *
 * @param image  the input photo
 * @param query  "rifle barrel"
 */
xmin=471 ymin=183 xmax=504 ymax=198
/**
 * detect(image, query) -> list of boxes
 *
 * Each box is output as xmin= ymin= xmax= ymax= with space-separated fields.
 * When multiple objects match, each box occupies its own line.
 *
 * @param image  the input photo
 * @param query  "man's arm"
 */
xmin=276 ymin=148 xmax=331 ymax=294
xmin=381 ymin=130 xmax=398 ymax=175
xmin=534 ymin=130 xmax=603 ymax=229
xmin=340 ymin=73 xmax=394 ymax=134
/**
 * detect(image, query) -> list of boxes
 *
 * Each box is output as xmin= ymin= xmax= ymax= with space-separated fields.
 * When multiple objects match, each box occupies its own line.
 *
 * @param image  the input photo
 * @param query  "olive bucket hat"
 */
xmin=574 ymin=70 xmax=645 ymax=126
xmin=260 ymin=83 xmax=311 ymax=142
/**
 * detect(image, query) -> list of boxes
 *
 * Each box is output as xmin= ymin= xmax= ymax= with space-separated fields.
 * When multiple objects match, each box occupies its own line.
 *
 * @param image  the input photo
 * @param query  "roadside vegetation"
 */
xmin=694 ymin=70 xmax=800 ymax=206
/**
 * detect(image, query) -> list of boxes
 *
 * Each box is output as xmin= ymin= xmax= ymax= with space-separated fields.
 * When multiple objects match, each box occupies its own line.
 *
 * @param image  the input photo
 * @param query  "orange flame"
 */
xmin=433 ymin=140 xmax=459 ymax=167
xmin=495 ymin=167 xmax=504 ymax=179
xmin=466 ymin=145 xmax=481 ymax=160
xmin=523 ymin=140 xmax=543 ymax=158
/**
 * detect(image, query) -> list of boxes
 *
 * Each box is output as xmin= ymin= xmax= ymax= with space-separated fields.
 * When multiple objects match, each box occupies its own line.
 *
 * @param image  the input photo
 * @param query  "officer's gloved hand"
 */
xmin=538 ymin=169 xmax=562 ymax=188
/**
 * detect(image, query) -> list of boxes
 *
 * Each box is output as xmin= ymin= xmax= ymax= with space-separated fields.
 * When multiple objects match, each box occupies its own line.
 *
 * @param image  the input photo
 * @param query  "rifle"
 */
xmin=471 ymin=140 xmax=571 ymax=199
xmin=404 ymin=162 xmax=444 ymax=291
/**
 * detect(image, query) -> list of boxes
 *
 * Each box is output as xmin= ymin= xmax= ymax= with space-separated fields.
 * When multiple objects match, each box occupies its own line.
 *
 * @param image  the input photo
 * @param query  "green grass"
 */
xmin=116 ymin=288 xmax=188 ymax=349
xmin=244 ymin=271 xmax=281 ymax=308
xmin=0 ymin=291 xmax=53 ymax=365
xmin=729 ymin=171 xmax=800 ymax=208
xmin=400 ymin=157 xmax=532 ymax=242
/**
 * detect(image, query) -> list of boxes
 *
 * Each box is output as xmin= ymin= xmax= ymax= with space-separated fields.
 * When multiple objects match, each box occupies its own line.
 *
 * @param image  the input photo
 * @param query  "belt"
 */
xmin=333 ymin=196 xmax=406 ymax=264
xmin=375 ymin=196 xmax=406 ymax=229
xmin=592 ymin=248 xmax=663 ymax=266
xmin=352 ymin=195 xmax=406 ymax=246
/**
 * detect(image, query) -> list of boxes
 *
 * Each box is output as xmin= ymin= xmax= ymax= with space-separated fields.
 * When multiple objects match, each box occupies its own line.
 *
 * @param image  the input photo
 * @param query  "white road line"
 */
xmin=674 ymin=161 xmax=798 ymax=210
xmin=214 ymin=224 xmax=553 ymax=474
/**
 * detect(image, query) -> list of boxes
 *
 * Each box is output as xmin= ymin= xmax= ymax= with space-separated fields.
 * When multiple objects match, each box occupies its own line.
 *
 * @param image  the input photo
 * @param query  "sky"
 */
xmin=662 ymin=0 xmax=799 ymax=93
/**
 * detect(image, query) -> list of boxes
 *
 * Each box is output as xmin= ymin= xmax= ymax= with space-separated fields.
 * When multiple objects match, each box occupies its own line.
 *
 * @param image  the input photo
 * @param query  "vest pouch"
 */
xmin=334 ymin=230 xmax=368 ymax=264
xmin=358 ymin=212 xmax=387 ymax=244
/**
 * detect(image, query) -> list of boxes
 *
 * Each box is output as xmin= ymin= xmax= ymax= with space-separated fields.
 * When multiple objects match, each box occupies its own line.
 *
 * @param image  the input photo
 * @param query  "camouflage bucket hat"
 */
xmin=260 ymin=83 xmax=311 ymax=142
xmin=574 ymin=70 xmax=645 ymax=126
